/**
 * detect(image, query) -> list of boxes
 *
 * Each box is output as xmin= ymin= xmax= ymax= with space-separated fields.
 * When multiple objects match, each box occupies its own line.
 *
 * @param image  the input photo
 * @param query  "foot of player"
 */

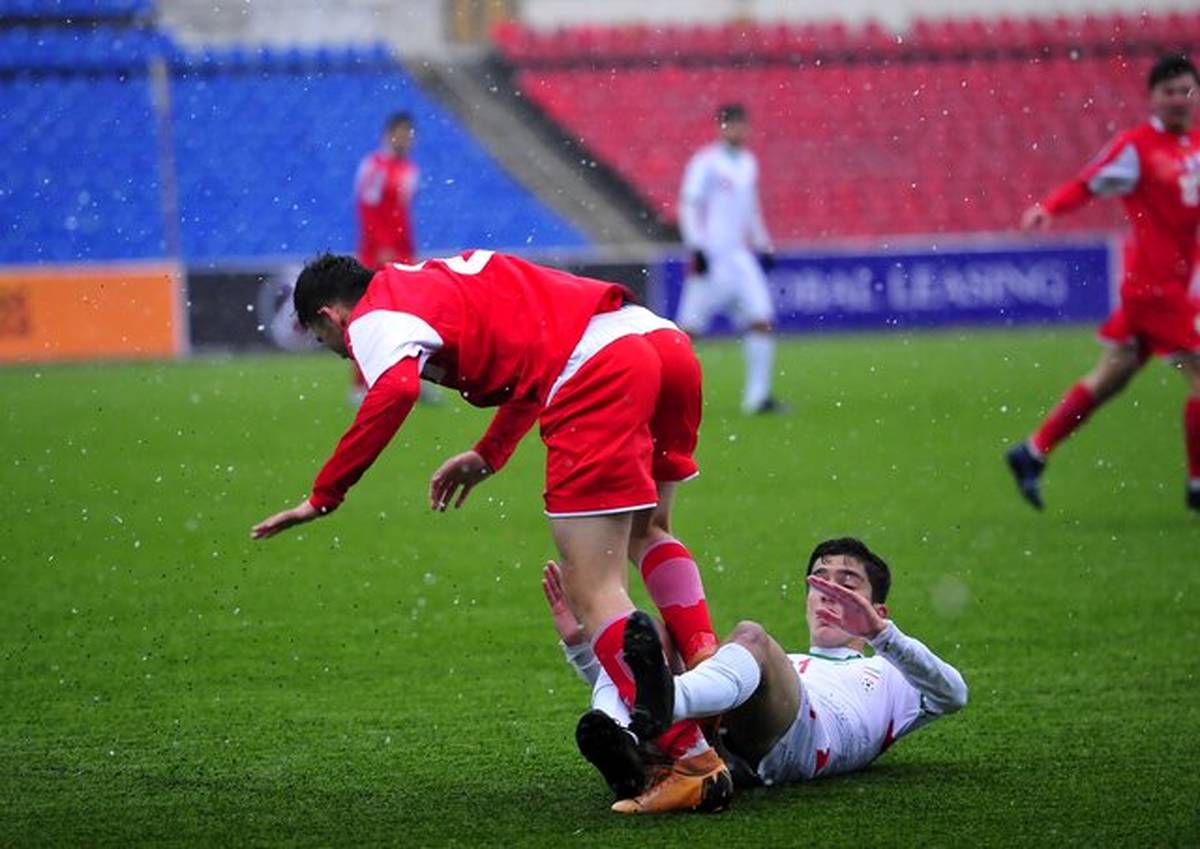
xmin=576 ymin=611 xmax=734 ymax=815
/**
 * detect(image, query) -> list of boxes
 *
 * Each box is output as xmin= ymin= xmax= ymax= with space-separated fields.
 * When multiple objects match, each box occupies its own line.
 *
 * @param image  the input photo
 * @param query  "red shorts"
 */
xmin=1098 ymin=291 xmax=1200 ymax=357
xmin=540 ymin=328 xmax=701 ymax=517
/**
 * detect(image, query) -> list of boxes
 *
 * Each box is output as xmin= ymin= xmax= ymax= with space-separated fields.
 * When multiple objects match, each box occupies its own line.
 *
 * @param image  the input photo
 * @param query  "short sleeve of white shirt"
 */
xmin=347 ymin=310 xmax=444 ymax=388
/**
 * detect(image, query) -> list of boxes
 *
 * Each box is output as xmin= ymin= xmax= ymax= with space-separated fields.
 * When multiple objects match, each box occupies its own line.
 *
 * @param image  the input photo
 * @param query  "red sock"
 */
xmin=591 ymin=612 xmax=637 ymax=706
xmin=1031 ymin=382 xmax=1096 ymax=456
xmin=1185 ymin=396 xmax=1200 ymax=480
xmin=591 ymin=611 xmax=708 ymax=758
xmin=638 ymin=539 xmax=718 ymax=667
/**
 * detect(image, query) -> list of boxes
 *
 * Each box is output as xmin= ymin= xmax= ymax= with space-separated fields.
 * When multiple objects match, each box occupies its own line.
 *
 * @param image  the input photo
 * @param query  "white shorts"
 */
xmin=675 ymin=248 xmax=774 ymax=333
xmin=755 ymin=678 xmax=833 ymax=786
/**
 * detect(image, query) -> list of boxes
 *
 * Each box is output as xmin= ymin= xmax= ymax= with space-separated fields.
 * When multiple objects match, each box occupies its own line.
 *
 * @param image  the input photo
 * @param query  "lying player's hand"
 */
xmin=806 ymin=575 xmax=887 ymax=639
xmin=542 ymin=560 xmax=585 ymax=645
xmin=251 ymin=499 xmax=321 ymax=540
xmin=429 ymin=450 xmax=491 ymax=511
xmin=1020 ymin=204 xmax=1051 ymax=231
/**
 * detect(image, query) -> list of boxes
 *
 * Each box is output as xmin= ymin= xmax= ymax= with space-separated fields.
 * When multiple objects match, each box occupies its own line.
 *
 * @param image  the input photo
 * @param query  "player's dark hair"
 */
xmin=1148 ymin=54 xmax=1198 ymax=90
xmin=293 ymin=253 xmax=373 ymax=327
xmin=806 ymin=537 xmax=892 ymax=604
xmin=717 ymin=102 xmax=747 ymax=124
xmin=385 ymin=111 xmax=413 ymax=130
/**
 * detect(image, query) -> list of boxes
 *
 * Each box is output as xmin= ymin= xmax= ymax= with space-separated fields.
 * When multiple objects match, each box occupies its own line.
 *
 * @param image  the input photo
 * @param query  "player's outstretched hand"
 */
xmin=542 ymin=560 xmax=585 ymax=645
xmin=806 ymin=575 xmax=886 ymax=639
xmin=429 ymin=450 xmax=491 ymax=511
xmin=251 ymin=499 xmax=320 ymax=540
xmin=1020 ymin=203 xmax=1051 ymax=231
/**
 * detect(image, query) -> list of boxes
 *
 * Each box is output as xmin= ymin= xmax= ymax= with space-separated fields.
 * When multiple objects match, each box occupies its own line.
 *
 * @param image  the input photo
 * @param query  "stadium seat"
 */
xmin=1 ymin=32 xmax=585 ymax=263
xmin=490 ymin=11 xmax=1183 ymax=240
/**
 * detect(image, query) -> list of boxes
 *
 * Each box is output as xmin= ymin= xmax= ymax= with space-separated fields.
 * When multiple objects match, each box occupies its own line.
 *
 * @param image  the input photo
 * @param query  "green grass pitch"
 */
xmin=2 ymin=326 xmax=1197 ymax=846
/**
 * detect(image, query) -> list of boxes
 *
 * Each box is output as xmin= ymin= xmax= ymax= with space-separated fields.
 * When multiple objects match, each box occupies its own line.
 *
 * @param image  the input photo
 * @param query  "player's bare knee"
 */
xmin=729 ymin=620 xmax=772 ymax=662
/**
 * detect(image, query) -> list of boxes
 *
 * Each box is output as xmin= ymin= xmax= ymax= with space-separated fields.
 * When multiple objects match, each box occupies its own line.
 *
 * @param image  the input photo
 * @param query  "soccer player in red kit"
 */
xmin=355 ymin=112 xmax=418 ymax=268
xmin=349 ymin=113 xmax=422 ymax=405
xmin=250 ymin=250 xmax=731 ymax=813
xmin=1006 ymin=55 xmax=1200 ymax=512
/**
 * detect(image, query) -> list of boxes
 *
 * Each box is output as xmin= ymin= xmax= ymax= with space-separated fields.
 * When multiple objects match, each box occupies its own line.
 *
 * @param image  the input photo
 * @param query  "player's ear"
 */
xmin=316 ymin=304 xmax=344 ymax=327
xmin=874 ymin=603 xmax=889 ymax=621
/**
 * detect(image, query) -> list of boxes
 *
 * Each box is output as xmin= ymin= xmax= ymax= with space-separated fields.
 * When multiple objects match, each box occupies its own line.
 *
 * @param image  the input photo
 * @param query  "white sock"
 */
xmin=742 ymin=331 xmax=775 ymax=412
xmin=672 ymin=642 xmax=761 ymax=722
xmin=591 ymin=667 xmax=632 ymax=729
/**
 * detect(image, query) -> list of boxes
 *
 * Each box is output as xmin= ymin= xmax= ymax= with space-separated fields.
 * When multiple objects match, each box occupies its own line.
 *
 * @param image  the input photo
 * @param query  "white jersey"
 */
xmin=756 ymin=622 xmax=967 ymax=785
xmin=561 ymin=620 xmax=966 ymax=786
xmin=678 ymin=142 xmax=772 ymax=255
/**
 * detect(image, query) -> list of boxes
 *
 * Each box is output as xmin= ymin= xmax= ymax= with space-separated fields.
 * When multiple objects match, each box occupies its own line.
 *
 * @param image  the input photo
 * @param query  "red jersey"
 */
xmin=355 ymin=150 xmax=419 ymax=267
xmin=308 ymin=251 xmax=632 ymax=512
xmin=1042 ymin=118 xmax=1200 ymax=301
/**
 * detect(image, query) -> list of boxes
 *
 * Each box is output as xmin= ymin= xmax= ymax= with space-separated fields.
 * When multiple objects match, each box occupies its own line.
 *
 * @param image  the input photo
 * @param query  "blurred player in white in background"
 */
xmin=678 ymin=103 xmax=782 ymax=414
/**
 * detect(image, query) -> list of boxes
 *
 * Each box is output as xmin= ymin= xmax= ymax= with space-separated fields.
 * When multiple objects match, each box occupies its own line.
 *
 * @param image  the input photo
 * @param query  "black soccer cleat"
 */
xmin=1188 ymin=482 xmax=1200 ymax=512
xmin=624 ymin=611 xmax=675 ymax=743
xmin=575 ymin=709 xmax=646 ymax=801
xmin=1005 ymin=443 xmax=1046 ymax=510
xmin=747 ymin=396 xmax=789 ymax=415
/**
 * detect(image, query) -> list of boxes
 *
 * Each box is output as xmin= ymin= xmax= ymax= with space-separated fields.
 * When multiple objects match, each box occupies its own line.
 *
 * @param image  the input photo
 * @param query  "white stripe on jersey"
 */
xmin=347 ymin=310 xmax=443 ymax=388
xmin=1087 ymin=142 xmax=1140 ymax=197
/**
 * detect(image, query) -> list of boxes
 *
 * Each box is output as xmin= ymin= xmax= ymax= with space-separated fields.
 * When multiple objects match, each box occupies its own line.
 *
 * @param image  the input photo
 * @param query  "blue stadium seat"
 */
xmin=168 ymin=52 xmax=584 ymax=259
xmin=0 ymin=40 xmax=585 ymax=263
xmin=0 ymin=0 xmax=153 ymax=20
xmin=0 ymin=74 xmax=165 ymax=262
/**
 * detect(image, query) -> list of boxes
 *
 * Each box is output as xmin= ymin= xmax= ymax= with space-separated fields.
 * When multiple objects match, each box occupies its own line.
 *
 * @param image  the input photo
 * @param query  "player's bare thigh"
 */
xmin=719 ymin=621 xmax=802 ymax=766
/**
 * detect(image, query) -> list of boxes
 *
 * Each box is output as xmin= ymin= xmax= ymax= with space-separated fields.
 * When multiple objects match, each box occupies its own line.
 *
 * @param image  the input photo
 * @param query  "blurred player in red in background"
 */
xmin=356 ymin=111 xmax=418 ymax=269
xmin=350 ymin=112 xmax=430 ymax=405
xmin=250 ymin=250 xmax=730 ymax=813
xmin=1007 ymin=55 xmax=1200 ymax=512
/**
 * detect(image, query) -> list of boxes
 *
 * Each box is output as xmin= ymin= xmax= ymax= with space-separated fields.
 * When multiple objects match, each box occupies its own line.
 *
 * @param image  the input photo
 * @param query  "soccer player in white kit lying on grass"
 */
xmin=543 ymin=537 xmax=967 ymax=812
xmin=678 ymin=102 xmax=782 ymax=415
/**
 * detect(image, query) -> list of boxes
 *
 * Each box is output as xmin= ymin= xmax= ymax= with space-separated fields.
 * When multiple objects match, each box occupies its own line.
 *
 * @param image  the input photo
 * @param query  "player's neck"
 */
xmin=809 ymin=638 xmax=867 ymax=656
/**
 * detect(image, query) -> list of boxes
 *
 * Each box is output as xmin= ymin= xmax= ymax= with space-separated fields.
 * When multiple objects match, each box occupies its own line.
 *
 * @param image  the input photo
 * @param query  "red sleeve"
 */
xmin=1042 ymin=133 xmax=1135 ymax=215
xmin=1041 ymin=179 xmax=1092 ymax=215
xmin=308 ymin=358 xmax=421 ymax=513
xmin=473 ymin=397 xmax=542 ymax=473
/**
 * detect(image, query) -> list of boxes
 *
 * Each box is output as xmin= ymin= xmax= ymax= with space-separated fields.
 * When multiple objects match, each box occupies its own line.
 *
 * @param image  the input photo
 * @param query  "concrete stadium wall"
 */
xmin=521 ymin=0 xmax=1200 ymax=31
xmin=156 ymin=0 xmax=1200 ymax=56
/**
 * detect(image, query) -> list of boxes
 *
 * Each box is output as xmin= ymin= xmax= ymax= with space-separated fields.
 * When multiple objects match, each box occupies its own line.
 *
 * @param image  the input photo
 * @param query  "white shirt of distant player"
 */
xmin=679 ymin=142 xmax=772 ymax=254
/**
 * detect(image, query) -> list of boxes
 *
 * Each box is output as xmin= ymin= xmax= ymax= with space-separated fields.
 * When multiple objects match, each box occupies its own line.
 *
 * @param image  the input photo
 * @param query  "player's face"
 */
xmin=387 ymin=123 xmax=414 ymax=156
xmin=309 ymin=311 xmax=349 ymax=358
xmin=720 ymin=118 xmax=748 ymax=147
xmin=1151 ymin=73 xmax=1197 ymax=132
xmin=805 ymin=555 xmax=874 ymax=647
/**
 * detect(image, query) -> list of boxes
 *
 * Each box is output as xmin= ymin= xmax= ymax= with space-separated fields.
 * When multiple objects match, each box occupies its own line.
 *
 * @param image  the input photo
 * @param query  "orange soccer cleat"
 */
xmin=610 ymin=748 xmax=734 ymax=815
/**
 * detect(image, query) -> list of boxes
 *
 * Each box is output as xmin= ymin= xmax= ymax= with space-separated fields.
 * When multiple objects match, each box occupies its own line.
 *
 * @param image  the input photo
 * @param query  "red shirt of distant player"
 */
xmin=1041 ymin=117 xmax=1200 ymax=353
xmin=355 ymin=149 xmax=418 ymax=268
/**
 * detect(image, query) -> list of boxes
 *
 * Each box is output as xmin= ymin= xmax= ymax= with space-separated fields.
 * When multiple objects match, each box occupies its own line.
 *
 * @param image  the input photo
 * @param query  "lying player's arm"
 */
xmin=868 ymin=621 xmax=968 ymax=716
xmin=251 ymin=358 xmax=421 ymax=539
xmin=542 ymin=561 xmax=599 ymax=686
xmin=807 ymin=576 xmax=967 ymax=715
xmin=428 ymin=396 xmax=542 ymax=511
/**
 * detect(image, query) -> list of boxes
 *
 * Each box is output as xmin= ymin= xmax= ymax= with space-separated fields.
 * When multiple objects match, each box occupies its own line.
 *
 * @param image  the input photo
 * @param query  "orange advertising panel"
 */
xmin=0 ymin=263 xmax=186 ymax=363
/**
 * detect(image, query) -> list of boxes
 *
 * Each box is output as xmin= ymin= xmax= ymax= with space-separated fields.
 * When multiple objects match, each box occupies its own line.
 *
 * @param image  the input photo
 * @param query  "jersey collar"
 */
xmin=807 ymin=646 xmax=863 ymax=661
